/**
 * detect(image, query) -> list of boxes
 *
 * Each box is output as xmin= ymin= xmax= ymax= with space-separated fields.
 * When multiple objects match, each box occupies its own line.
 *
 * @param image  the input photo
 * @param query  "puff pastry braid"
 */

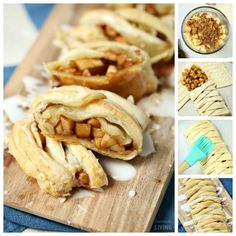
xmin=181 ymin=178 xmax=229 ymax=232
xmin=55 ymin=25 xmax=109 ymax=51
xmin=184 ymin=121 xmax=232 ymax=175
xmin=32 ymin=86 xmax=149 ymax=160
xmin=115 ymin=7 xmax=174 ymax=63
xmin=8 ymin=115 xmax=108 ymax=197
xmin=190 ymin=81 xmax=230 ymax=116
xmin=108 ymin=4 xmax=174 ymax=17
xmin=79 ymin=9 xmax=170 ymax=63
xmin=45 ymin=41 xmax=157 ymax=101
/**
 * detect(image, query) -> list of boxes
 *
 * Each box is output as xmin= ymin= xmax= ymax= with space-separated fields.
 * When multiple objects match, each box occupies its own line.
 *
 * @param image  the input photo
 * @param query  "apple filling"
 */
xmin=75 ymin=170 xmax=90 ymax=186
xmin=56 ymin=50 xmax=141 ymax=78
xmin=101 ymin=25 xmax=128 ymax=44
xmin=54 ymin=116 xmax=133 ymax=152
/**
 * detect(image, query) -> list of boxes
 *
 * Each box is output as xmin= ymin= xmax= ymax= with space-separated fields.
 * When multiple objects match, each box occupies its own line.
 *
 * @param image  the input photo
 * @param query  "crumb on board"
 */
xmin=128 ymin=190 xmax=136 ymax=197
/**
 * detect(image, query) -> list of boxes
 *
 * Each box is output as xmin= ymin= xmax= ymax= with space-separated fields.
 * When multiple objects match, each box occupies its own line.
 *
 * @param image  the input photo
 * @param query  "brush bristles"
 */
xmin=193 ymin=135 xmax=214 ymax=156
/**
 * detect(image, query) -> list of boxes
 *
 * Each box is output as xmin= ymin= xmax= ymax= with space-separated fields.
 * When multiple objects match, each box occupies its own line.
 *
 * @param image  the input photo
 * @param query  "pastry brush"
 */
xmin=179 ymin=135 xmax=215 ymax=174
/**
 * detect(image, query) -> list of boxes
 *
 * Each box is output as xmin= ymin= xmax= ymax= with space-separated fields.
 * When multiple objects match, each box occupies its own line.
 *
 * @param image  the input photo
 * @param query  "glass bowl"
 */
xmin=181 ymin=6 xmax=230 ymax=54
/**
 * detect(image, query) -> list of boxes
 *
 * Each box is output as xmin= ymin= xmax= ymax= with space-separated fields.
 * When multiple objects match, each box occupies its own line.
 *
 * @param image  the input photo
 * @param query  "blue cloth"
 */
xmin=24 ymin=4 xmax=54 ymax=30
xmin=4 ymin=4 xmax=174 ymax=232
xmin=178 ymin=178 xmax=232 ymax=232
xmin=4 ymin=207 xmax=83 ymax=232
xmin=151 ymin=175 xmax=175 ymax=232
xmin=4 ymin=66 xmax=16 ymax=86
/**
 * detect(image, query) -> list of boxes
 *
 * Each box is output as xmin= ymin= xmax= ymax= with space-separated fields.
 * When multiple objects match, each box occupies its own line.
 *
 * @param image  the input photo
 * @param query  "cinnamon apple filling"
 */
xmin=54 ymin=116 xmax=133 ymax=152
xmin=101 ymin=25 xmax=128 ymax=44
xmin=144 ymin=4 xmax=161 ymax=17
xmin=56 ymin=50 xmax=140 ymax=78
xmin=75 ymin=170 xmax=90 ymax=186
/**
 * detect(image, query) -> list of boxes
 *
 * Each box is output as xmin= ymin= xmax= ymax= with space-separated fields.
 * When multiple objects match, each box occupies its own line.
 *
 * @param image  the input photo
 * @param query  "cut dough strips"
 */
xmin=178 ymin=82 xmax=190 ymax=110
xmin=190 ymin=81 xmax=230 ymax=116
xmin=181 ymin=179 xmax=230 ymax=233
xmin=184 ymin=121 xmax=232 ymax=175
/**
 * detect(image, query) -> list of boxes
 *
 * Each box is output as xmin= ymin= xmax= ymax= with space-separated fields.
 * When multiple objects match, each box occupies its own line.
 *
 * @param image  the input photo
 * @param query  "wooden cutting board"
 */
xmin=4 ymin=4 xmax=174 ymax=232
xmin=178 ymin=178 xmax=232 ymax=233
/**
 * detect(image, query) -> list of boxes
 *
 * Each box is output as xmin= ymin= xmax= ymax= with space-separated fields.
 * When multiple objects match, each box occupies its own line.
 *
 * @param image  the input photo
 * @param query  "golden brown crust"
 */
xmin=79 ymin=9 xmax=170 ymax=63
xmin=32 ymin=86 xmax=149 ymax=160
xmin=181 ymin=179 xmax=229 ymax=232
xmin=8 ymin=115 xmax=108 ymax=197
xmin=45 ymin=41 xmax=157 ymax=101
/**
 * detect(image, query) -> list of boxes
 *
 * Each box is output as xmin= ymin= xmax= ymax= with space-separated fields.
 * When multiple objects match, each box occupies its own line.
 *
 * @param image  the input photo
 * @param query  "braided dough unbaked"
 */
xmin=181 ymin=178 xmax=229 ymax=233
xmin=178 ymin=63 xmax=232 ymax=111
xmin=184 ymin=121 xmax=232 ymax=175
xmin=190 ymin=81 xmax=230 ymax=116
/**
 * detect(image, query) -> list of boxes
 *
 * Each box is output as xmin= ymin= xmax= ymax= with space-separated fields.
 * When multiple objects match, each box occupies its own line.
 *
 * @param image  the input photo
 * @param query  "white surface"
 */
xmin=4 ymin=4 xmax=37 ymax=66
xmin=99 ymin=157 xmax=136 ymax=181
xmin=178 ymin=4 xmax=233 ymax=58
xmin=178 ymin=120 xmax=232 ymax=175
xmin=178 ymin=62 xmax=233 ymax=116
xmin=137 ymin=88 xmax=175 ymax=117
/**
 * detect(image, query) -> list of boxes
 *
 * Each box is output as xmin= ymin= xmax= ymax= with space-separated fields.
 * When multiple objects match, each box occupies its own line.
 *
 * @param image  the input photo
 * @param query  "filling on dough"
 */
xmin=181 ymin=64 xmax=208 ymax=91
xmin=55 ymin=49 xmax=141 ymax=78
xmin=53 ymin=116 xmax=134 ymax=152
xmin=183 ymin=12 xmax=228 ymax=53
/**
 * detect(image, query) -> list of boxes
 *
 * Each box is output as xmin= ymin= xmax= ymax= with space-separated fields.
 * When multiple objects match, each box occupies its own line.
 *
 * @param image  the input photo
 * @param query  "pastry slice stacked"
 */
xmin=56 ymin=6 xmax=174 ymax=64
xmin=45 ymin=41 xmax=157 ymax=101
xmin=51 ymin=4 xmax=174 ymax=99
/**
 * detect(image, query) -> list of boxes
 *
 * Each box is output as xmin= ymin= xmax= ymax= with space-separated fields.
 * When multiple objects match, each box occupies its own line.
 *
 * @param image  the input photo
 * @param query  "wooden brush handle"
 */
xmin=178 ymin=161 xmax=190 ymax=174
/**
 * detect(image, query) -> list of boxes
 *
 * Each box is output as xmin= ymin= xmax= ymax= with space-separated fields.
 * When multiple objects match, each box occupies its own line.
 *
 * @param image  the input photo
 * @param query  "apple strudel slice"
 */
xmin=8 ymin=115 xmax=108 ymax=197
xmin=45 ymin=41 xmax=157 ymax=101
xmin=32 ymin=86 xmax=149 ymax=160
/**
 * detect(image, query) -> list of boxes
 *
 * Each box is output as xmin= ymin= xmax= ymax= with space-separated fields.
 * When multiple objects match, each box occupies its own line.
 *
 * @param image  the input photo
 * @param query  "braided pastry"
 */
xmin=178 ymin=62 xmax=232 ymax=111
xmin=190 ymin=81 xmax=230 ymax=116
xmin=79 ymin=9 xmax=170 ymax=63
xmin=45 ymin=41 xmax=157 ymax=101
xmin=181 ymin=178 xmax=229 ymax=232
xmin=32 ymin=85 xmax=149 ymax=160
xmin=184 ymin=121 xmax=232 ymax=175
xmin=8 ymin=115 xmax=108 ymax=197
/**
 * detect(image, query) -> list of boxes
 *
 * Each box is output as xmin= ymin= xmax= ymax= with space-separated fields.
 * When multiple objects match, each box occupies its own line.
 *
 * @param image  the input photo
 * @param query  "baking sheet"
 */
xmin=178 ymin=120 xmax=232 ymax=175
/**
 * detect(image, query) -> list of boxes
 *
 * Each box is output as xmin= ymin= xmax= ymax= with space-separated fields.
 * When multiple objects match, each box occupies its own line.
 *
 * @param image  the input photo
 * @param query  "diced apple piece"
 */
xmin=75 ymin=123 xmax=91 ymax=138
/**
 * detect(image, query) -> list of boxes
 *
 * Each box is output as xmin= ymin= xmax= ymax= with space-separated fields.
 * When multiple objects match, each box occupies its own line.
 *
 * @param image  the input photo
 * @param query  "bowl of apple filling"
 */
xmin=181 ymin=6 xmax=229 ymax=54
